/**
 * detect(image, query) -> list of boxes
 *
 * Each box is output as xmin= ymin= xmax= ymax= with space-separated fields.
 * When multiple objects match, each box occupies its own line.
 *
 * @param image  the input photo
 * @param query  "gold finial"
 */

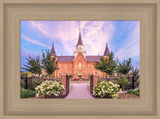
xmin=79 ymin=28 xmax=81 ymax=33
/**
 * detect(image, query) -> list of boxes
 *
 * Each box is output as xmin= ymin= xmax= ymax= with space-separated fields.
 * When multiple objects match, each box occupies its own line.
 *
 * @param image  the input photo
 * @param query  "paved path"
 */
xmin=65 ymin=83 xmax=95 ymax=99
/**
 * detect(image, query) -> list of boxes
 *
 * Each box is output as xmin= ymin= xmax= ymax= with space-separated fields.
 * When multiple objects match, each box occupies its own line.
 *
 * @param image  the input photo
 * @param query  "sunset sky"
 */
xmin=21 ymin=21 xmax=140 ymax=70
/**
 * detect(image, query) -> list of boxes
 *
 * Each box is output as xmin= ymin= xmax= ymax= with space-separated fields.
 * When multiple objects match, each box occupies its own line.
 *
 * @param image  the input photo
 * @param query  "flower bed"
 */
xmin=71 ymin=77 xmax=90 ymax=81
xmin=93 ymin=81 xmax=120 ymax=99
xmin=35 ymin=80 xmax=65 ymax=98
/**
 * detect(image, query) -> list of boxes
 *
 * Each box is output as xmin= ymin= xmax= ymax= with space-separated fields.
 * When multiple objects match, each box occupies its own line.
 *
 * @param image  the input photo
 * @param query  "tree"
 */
xmin=94 ymin=52 xmax=117 ymax=76
xmin=131 ymin=67 xmax=139 ymax=76
xmin=41 ymin=50 xmax=58 ymax=78
xmin=116 ymin=58 xmax=132 ymax=75
xmin=22 ymin=55 xmax=42 ymax=77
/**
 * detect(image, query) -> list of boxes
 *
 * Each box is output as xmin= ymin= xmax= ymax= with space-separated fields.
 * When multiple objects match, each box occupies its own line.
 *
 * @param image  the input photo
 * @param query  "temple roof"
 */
xmin=57 ymin=56 xmax=74 ymax=62
xmin=57 ymin=55 xmax=102 ymax=62
xmin=86 ymin=56 xmax=102 ymax=62
xmin=103 ymin=43 xmax=110 ymax=56
xmin=76 ymin=28 xmax=83 ymax=46
xmin=50 ymin=43 xmax=56 ymax=56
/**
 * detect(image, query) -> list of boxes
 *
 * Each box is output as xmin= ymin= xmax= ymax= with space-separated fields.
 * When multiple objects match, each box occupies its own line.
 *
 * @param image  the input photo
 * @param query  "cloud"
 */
xmin=27 ymin=21 xmax=115 ymax=56
xmin=21 ymin=35 xmax=49 ymax=48
xmin=115 ymin=22 xmax=140 ymax=61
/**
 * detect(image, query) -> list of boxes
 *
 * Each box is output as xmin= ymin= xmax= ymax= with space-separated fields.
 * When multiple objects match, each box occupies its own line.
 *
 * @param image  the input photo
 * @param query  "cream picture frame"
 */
xmin=0 ymin=0 xmax=159 ymax=119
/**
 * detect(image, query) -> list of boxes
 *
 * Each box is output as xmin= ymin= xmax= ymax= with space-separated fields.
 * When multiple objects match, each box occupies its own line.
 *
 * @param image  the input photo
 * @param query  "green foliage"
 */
xmin=27 ymin=79 xmax=40 ymax=90
xmin=117 ymin=76 xmax=132 ymax=91
xmin=68 ymin=75 xmax=72 ymax=79
xmin=94 ymin=52 xmax=117 ymax=76
xmin=125 ymin=88 xmax=140 ymax=96
xmin=131 ymin=67 xmax=139 ymax=76
xmin=20 ymin=89 xmax=36 ymax=98
xmin=22 ymin=55 xmax=42 ymax=76
xmin=21 ymin=72 xmax=28 ymax=77
xmin=93 ymin=81 xmax=120 ymax=99
xmin=42 ymin=50 xmax=59 ymax=77
xmin=28 ymin=81 xmax=36 ymax=90
xmin=20 ymin=80 xmax=24 ymax=88
xmin=137 ymin=78 xmax=140 ymax=87
xmin=45 ymin=74 xmax=49 ymax=77
xmin=116 ymin=58 xmax=132 ymax=75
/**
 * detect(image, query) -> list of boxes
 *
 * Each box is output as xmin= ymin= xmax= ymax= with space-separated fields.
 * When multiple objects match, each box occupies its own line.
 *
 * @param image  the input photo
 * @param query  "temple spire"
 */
xmin=103 ymin=42 xmax=110 ymax=56
xmin=79 ymin=28 xmax=81 ymax=33
xmin=76 ymin=28 xmax=83 ymax=46
xmin=50 ymin=42 xmax=56 ymax=56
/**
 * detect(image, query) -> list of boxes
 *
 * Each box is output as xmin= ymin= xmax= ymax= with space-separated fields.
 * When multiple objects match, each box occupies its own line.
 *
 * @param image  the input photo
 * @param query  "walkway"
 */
xmin=65 ymin=83 xmax=95 ymax=99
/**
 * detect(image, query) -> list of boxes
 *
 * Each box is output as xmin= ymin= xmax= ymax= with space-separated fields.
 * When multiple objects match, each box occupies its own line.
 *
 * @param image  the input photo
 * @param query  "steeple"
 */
xmin=103 ymin=42 xmax=110 ymax=56
xmin=74 ymin=28 xmax=86 ymax=59
xmin=76 ymin=28 xmax=83 ymax=46
xmin=50 ymin=43 xmax=56 ymax=56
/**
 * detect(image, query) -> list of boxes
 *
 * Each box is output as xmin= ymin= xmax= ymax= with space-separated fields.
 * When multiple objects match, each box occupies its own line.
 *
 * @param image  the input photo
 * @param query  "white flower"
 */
xmin=36 ymin=93 xmax=39 ymax=97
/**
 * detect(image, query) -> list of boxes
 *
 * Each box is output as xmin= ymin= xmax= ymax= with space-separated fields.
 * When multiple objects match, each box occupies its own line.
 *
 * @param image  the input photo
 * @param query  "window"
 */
xmin=83 ymin=72 xmax=85 ymax=76
xmin=83 ymin=64 xmax=85 ymax=69
xmin=65 ymin=65 xmax=67 ymax=70
xmin=88 ymin=65 xmax=90 ymax=69
xmin=59 ymin=72 xmax=61 ymax=76
xmin=75 ymin=64 xmax=77 ymax=69
xmin=78 ymin=63 xmax=82 ymax=69
xmin=75 ymin=72 xmax=77 ymax=76
xmin=59 ymin=65 xmax=61 ymax=70
xmin=70 ymin=65 xmax=72 ymax=69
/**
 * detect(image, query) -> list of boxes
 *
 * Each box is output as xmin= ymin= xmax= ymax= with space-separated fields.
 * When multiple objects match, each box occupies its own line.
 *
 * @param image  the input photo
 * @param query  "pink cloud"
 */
xmin=27 ymin=21 xmax=115 ymax=55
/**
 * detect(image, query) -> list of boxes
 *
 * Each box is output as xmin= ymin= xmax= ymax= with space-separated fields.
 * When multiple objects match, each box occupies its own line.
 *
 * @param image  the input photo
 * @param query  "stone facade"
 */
xmin=51 ymin=28 xmax=110 ymax=78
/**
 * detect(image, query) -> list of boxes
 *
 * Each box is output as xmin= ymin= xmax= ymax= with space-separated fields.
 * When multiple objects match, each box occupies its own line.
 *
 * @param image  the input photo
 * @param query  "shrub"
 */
xmin=28 ymin=80 xmax=36 ymax=90
xmin=21 ymin=89 xmax=36 ymax=98
xmin=125 ymin=88 xmax=140 ymax=96
xmin=93 ymin=81 xmax=120 ymax=99
xmin=35 ymin=80 xmax=65 ymax=97
xmin=68 ymin=75 xmax=72 ymax=79
xmin=20 ymin=80 xmax=24 ymax=88
xmin=137 ymin=78 xmax=140 ymax=87
xmin=21 ymin=72 xmax=28 ymax=77
xmin=117 ymin=76 xmax=132 ymax=90
xmin=45 ymin=74 xmax=49 ymax=77
xmin=27 ymin=78 xmax=43 ymax=91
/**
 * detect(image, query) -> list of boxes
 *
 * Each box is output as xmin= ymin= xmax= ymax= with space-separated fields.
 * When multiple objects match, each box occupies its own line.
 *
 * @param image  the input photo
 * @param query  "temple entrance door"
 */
xmin=78 ymin=71 xmax=82 ymax=77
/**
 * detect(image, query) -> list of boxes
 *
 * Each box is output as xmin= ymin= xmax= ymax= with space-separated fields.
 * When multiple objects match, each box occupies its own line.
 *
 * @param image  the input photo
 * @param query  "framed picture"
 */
xmin=0 ymin=0 xmax=159 ymax=119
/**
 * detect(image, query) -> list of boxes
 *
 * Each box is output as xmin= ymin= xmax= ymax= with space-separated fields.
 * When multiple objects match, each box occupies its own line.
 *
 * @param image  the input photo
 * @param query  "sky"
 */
xmin=21 ymin=21 xmax=140 ymax=70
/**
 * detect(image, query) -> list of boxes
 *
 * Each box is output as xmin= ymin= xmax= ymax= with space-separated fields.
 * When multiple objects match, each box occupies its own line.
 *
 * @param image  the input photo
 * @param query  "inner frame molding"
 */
xmin=4 ymin=4 xmax=156 ymax=115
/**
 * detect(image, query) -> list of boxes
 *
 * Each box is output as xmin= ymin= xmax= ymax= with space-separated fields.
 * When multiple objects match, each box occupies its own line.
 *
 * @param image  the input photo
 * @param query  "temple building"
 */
xmin=50 ymin=28 xmax=110 ymax=78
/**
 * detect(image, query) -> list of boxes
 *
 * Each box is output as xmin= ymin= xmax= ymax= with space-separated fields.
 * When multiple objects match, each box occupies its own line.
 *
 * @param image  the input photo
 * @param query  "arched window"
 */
xmin=78 ymin=63 xmax=82 ymax=69
xmin=83 ymin=72 xmax=85 ymax=76
xmin=59 ymin=65 xmax=61 ymax=70
xmin=88 ymin=65 xmax=90 ymax=69
xmin=70 ymin=65 xmax=72 ymax=69
xmin=65 ymin=65 xmax=67 ymax=70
